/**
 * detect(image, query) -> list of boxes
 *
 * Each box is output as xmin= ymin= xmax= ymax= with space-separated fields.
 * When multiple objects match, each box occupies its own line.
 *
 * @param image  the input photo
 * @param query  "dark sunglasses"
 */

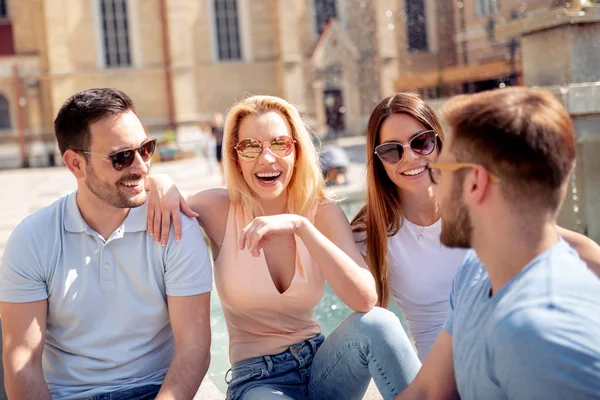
xmin=374 ymin=130 xmax=437 ymax=166
xmin=234 ymin=136 xmax=296 ymax=161
xmin=76 ymin=139 xmax=157 ymax=171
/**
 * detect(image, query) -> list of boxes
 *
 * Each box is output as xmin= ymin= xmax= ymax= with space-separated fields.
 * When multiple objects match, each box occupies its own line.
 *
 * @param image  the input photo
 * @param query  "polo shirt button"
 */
xmin=104 ymin=264 xmax=110 ymax=270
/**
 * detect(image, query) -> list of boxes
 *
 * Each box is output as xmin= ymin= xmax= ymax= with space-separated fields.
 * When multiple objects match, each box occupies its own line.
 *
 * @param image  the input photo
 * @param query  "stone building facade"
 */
xmin=0 ymin=0 xmax=404 ymax=168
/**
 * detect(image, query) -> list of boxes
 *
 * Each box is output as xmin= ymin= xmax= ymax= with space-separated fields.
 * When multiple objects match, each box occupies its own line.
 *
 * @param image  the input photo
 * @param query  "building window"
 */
xmin=100 ymin=0 xmax=131 ymax=68
xmin=0 ymin=0 xmax=7 ymax=19
xmin=315 ymin=0 xmax=336 ymax=34
xmin=0 ymin=94 xmax=10 ymax=129
xmin=406 ymin=0 xmax=428 ymax=52
xmin=214 ymin=0 xmax=242 ymax=61
xmin=476 ymin=0 xmax=499 ymax=17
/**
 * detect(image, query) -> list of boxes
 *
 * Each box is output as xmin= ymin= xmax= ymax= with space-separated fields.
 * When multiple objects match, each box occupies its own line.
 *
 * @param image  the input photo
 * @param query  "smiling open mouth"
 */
xmin=401 ymin=166 xmax=426 ymax=176
xmin=255 ymin=171 xmax=282 ymax=184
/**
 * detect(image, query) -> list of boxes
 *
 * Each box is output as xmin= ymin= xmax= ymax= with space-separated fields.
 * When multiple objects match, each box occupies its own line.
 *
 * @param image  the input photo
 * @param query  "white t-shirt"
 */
xmin=389 ymin=219 xmax=467 ymax=360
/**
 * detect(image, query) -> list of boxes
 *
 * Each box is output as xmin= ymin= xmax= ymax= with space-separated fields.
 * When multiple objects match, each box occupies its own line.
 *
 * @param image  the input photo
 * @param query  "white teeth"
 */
xmin=122 ymin=181 xmax=142 ymax=187
xmin=402 ymin=167 xmax=426 ymax=176
xmin=256 ymin=172 xmax=281 ymax=178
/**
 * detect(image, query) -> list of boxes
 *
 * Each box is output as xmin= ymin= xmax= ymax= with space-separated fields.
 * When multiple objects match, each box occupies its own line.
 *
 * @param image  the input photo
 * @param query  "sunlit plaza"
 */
xmin=1 ymin=1 xmax=600 ymax=399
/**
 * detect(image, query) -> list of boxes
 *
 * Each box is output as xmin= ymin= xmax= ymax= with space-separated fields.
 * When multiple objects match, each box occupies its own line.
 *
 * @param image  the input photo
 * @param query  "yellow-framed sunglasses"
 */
xmin=427 ymin=162 xmax=501 ymax=185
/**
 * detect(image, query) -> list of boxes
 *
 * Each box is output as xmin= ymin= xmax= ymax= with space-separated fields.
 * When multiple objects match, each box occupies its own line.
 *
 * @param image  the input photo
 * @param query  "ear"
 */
xmin=63 ymin=150 xmax=86 ymax=179
xmin=465 ymin=165 xmax=491 ymax=206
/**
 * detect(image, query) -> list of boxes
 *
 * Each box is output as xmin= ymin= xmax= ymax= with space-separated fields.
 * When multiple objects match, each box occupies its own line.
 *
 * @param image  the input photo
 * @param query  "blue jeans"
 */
xmin=88 ymin=384 xmax=161 ymax=400
xmin=226 ymin=307 xmax=421 ymax=400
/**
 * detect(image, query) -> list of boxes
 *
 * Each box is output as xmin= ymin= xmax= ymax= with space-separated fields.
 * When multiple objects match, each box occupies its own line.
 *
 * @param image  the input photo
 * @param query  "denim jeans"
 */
xmin=226 ymin=307 xmax=421 ymax=400
xmin=87 ymin=384 xmax=161 ymax=400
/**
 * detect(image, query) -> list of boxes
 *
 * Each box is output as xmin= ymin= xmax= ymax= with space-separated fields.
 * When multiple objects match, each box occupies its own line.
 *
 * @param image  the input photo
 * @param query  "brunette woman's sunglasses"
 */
xmin=234 ymin=136 xmax=296 ymax=161
xmin=374 ymin=130 xmax=437 ymax=166
xmin=76 ymin=139 xmax=157 ymax=171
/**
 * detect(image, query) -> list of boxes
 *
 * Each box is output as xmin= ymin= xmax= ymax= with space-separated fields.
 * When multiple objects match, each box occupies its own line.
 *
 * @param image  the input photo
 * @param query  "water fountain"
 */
xmin=497 ymin=2 xmax=600 ymax=243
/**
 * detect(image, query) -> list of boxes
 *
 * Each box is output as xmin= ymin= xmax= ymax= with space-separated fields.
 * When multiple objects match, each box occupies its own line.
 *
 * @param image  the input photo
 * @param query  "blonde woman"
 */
xmin=351 ymin=93 xmax=600 ymax=362
xmin=145 ymin=95 xmax=420 ymax=400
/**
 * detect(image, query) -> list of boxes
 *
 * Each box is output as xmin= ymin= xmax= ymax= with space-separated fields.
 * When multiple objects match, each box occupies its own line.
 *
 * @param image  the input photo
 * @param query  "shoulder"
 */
xmin=7 ymin=195 xmax=68 ymax=248
xmin=452 ymin=249 xmax=484 ymax=289
xmin=189 ymin=188 xmax=229 ymax=212
xmin=314 ymin=200 xmax=347 ymax=227
xmin=492 ymin=304 xmax=600 ymax=363
xmin=315 ymin=199 xmax=344 ymax=218
xmin=188 ymin=188 xmax=230 ymax=244
xmin=189 ymin=188 xmax=230 ymax=224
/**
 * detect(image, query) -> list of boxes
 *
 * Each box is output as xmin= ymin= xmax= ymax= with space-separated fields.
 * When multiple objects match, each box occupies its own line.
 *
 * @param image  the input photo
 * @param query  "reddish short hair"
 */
xmin=441 ymin=87 xmax=575 ymax=211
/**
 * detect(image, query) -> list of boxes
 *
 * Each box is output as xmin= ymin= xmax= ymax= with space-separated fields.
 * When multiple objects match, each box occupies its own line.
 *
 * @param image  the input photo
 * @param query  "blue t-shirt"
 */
xmin=444 ymin=241 xmax=600 ymax=399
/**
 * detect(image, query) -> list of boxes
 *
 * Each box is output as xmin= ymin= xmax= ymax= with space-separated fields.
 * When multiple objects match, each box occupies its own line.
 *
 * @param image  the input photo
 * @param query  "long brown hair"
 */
xmin=351 ymin=93 xmax=445 ymax=307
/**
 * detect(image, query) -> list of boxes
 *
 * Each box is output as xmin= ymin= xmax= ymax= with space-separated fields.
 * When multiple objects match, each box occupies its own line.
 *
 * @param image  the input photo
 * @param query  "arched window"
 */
xmin=0 ymin=94 xmax=10 ymax=129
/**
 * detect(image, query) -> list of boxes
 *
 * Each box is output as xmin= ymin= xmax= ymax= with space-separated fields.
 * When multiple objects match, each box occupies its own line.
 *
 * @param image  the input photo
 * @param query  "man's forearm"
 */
xmin=4 ymin=365 xmax=51 ymax=400
xmin=395 ymin=384 xmax=461 ymax=400
xmin=395 ymin=384 xmax=430 ymax=400
xmin=155 ymin=348 xmax=210 ymax=400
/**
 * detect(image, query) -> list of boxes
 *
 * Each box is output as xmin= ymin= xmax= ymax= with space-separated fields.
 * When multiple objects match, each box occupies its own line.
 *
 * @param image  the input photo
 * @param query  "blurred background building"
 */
xmin=1 ymin=0 xmax=580 ymax=169
xmin=1 ymin=1 xmax=599 ymax=243
xmin=0 ymin=0 xmax=403 ymax=168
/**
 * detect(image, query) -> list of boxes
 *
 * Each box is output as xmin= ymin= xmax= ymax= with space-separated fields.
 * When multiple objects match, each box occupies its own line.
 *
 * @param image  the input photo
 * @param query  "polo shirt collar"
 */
xmin=64 ymin=191 xmax=148 ymax=234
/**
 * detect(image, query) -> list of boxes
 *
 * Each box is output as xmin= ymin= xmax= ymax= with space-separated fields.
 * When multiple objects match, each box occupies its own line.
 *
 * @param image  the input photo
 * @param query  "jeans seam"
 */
xmin=308 ymin=341 xmax=364 ymax=392
xmin=369 ymin=347 xmax=397 ymax=396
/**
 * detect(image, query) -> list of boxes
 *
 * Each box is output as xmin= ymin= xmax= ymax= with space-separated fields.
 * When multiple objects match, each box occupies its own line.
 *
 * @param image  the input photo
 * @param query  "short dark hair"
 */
xmin=54 ymin=88 xmax=135 ymax=155
xmin=441 ymin=87 xmax=575 ymax=211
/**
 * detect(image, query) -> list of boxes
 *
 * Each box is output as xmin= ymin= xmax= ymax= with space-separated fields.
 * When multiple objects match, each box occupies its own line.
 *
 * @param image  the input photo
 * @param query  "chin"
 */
xmin=255 ymin=188 xmax=285 ymax=201
xmin=124 ymin=192 xmax=148 ymax=208
xmin=250 ymin=178 xmax=288 ymax=200
xmin=440 ymin=224 xmax=472 ymax=249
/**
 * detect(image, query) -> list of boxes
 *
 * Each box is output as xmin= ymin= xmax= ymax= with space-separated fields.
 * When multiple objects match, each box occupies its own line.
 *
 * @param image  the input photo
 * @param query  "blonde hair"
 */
xmin=223 ymin=95 xmax=329 ymax=220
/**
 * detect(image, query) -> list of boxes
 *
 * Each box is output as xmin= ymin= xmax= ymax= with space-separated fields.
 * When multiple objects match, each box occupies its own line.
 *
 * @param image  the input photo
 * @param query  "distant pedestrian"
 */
xmin=211 ymin=112 xmax=225 ymax=183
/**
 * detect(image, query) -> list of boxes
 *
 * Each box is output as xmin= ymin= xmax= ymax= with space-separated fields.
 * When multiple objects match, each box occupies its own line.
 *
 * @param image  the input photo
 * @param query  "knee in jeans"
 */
xmin=346 ymin=306 xmax=402 ymax=340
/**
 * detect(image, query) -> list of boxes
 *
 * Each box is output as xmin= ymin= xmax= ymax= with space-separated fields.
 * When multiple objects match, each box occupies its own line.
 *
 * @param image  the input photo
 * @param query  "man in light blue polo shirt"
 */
xmin=397 ymin=87 xmax=600 ymax=399
xmin=0 ymin=88 xmax=213 ymax=400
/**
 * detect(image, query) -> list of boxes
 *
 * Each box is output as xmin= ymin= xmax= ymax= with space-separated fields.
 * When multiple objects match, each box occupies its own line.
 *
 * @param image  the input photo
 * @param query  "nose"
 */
xmin=128 ymin=150 xmax=150 ymax=174
xmin=403 ymin=145 xmax=419 ymax=163
xmin=258 ymin=146 xmax=276 ymax=164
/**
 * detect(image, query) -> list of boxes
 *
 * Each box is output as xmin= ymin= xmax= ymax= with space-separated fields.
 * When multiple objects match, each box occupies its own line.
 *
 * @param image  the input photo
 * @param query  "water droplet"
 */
xmin=386 ymin=10 xmax=392 ymax=17
xmin=499 ymin=82 xmax=506 ymax=88
xmin=331 ymin=304 xmax=338 ymax=310
xmin=388 ymin=23 xmax=395 ymax=30
xmin=574 ymin=206 xmax=579 ymax=213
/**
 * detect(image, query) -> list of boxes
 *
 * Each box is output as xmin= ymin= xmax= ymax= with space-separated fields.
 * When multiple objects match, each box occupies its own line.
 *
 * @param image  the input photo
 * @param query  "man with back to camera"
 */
xmin=396 ymin=87 xmax=600 ymax=399
xmin=0 ymin=88 xmax=213 ymax=400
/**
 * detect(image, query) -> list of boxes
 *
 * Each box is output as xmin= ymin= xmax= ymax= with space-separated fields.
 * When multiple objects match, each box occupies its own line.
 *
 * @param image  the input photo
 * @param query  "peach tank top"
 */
xmin=214 ymin=204 xmax=325 ymax=364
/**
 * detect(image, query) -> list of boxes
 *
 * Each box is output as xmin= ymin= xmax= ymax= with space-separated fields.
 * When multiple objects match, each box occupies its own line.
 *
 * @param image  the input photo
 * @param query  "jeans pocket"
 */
xmin=227 ymin=368 xmax=267 ymax=400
